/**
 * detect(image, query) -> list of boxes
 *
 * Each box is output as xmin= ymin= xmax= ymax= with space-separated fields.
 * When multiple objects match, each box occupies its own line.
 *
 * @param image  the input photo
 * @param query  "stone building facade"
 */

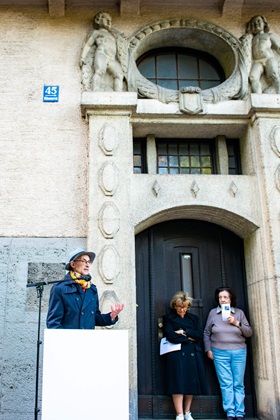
xmin=0 ymin=1 xmax=280 ymax=419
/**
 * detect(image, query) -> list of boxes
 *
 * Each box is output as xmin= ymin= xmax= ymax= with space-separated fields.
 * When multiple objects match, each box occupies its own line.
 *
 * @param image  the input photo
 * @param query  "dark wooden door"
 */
xmin=136 ymin=220 xmax=254 ymax=419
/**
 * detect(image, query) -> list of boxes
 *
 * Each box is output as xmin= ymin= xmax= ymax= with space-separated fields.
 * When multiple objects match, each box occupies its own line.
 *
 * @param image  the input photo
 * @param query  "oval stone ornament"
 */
xmin=98 ymin=245 xmax=120 ymax=283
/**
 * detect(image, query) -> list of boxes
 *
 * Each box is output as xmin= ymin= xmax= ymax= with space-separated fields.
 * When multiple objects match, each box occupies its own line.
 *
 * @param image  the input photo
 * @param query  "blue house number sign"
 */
xmin=43 ymin=86 xmax=59 ymax=102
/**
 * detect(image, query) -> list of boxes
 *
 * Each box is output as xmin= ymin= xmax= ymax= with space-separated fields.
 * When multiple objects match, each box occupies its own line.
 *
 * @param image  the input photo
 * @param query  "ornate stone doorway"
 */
xmin=136 ymin=219 xmax=255 ymax=418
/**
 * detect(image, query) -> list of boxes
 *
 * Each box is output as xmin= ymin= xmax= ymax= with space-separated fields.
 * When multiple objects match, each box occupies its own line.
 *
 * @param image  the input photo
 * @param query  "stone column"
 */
xmin=81 ymin=92 xmax=138 ymax=419
xmin=244 ymin=95 xmax=280 ymax=419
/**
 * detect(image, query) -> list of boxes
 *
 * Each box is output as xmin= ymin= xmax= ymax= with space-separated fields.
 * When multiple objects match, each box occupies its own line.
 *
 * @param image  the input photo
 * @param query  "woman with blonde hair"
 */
xmin=163 ymin=291 xmax=207 ymax=420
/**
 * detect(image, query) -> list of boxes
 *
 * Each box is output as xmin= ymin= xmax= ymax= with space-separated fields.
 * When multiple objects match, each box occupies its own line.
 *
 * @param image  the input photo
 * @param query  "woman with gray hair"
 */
xmin=163 ymin=291 xmax=207 ymax=420
xmin=204 ymin=287 xmax=252 ymax=420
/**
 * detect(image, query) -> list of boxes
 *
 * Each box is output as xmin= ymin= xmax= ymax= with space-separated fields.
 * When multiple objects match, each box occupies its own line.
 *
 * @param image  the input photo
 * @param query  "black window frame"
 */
xmin=133 ymin=138 xmax=147 ymax=174
xmin=137 ymin=47 xmax=225 ymax=91
xmin=226 ymin=139 xmax=242 ymax=175
xmin=156 ymin=139 xmax=217 ymax=175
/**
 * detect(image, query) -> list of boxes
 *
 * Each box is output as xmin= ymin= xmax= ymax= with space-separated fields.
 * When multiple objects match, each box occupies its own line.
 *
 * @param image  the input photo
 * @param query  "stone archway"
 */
xmin=136 ymin=219 xmax=256 ymax=418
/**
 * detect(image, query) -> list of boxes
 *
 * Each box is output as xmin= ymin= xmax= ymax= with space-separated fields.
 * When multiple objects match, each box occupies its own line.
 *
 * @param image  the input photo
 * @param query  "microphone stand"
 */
xmin=26 ymin=279 xmax=65 ymax=420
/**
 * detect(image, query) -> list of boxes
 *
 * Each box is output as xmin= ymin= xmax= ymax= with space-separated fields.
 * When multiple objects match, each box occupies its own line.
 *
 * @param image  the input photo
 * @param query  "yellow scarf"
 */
xmin=70 ymin=270 xmax=91 ymax=290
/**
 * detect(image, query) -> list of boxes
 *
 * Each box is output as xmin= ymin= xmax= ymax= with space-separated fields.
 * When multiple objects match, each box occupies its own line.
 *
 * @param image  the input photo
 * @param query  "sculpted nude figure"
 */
xmin=80 ymin=12 xmax=124 ymax=92
xmin=246 ymin=15 xmax=280 ymax=94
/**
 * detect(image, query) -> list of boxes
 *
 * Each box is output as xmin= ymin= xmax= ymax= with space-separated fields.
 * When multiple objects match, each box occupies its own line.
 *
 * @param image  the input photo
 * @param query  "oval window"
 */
xmin=137 ymin=47 xmax=225 ymax=90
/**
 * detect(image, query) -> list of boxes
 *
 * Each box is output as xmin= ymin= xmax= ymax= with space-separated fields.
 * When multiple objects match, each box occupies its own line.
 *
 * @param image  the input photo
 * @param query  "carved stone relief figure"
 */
xmin=80 ymin=12 xmax=128 ymax=92
xmin=79 ymin=16 xmax=251 ymax=107
xmin=241 ymin=15 xmax=280 ymax=94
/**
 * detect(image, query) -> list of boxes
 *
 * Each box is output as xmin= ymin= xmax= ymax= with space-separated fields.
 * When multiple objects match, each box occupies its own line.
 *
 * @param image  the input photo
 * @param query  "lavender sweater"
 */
xmin=204 ymin=307 xmax=253 ymax=352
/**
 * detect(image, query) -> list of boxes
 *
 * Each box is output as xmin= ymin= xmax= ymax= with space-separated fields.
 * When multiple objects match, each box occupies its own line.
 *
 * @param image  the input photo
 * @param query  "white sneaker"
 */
xmin=184 ymin=412 xmax=194 ymax=420
xmin=176 ymin=415 xmax=184 ymax=420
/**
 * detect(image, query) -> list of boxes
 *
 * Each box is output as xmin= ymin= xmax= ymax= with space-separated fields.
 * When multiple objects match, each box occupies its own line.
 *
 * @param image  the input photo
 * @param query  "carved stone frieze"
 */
xmin=127 ymin=18 xmax=249 ymax=106
xmin=99 ymin=123 xmax=118 ymax=156
xmin=98 ymin=201 xmax=120 ymax=239
xmin=79 ymin=15 xmax=253 ymax=107
xmin=98 ymin=245 xmax=120 ymax=284
xmin=98 ymin=162 xmax=119 ymax=196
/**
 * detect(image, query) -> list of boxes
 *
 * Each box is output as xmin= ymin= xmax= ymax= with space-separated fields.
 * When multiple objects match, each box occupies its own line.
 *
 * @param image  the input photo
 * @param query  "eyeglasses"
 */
xmin=75 ymin=259 xmax=91 ymax=265
xmin=175 ymin=306 xmax=188 ymax=310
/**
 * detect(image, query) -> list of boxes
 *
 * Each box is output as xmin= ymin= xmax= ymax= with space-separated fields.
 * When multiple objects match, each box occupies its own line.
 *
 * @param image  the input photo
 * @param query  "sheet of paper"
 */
xmin=160 ymin=337 xmax=181 ymax=355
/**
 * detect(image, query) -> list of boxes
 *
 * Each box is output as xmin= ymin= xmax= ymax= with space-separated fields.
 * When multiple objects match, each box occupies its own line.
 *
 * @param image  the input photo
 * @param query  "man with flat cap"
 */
xmin=47 ymin=248 xmax=124 ymax=329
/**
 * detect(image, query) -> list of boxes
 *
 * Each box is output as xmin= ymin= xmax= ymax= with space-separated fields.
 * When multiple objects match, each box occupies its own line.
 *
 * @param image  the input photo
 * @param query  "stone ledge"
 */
xmin=81 ymin=92 xmax=280 ymax=118
xmin=81 ymin=92 xmax=138 ymax=117
xmin=250 ymin=93 xmax=280 ymax=112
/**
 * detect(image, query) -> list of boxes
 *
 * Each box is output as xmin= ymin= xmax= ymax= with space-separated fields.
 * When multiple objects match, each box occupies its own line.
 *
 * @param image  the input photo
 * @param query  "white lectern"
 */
xmin=42 ymin=329 xmax=129 ymax=420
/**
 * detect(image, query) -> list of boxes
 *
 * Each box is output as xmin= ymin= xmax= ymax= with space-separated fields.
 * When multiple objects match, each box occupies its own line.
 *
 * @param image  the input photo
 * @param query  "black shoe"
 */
xmin=227 ymin=417 xmax=235 ymax=420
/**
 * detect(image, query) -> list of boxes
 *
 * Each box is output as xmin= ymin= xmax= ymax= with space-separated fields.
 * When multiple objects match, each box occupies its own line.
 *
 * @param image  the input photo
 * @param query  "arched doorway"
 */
xmin=136 ymin=220 xmax=255 ymax=419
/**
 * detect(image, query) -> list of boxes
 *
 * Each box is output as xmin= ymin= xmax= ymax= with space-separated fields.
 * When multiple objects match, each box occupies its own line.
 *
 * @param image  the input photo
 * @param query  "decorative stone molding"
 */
xmin=99 ymin=123 xmax=118 ymax=156
xmin=152 ymin=180 xmax=161 ymax=197
xmin=127 ymin=18 xmax=248 ymax=106
xmin=270 ymin=125 xmax=280 ymax=158
xmin=179 ymin=87 xmax=205 ymax=114
xmin=98 ymin=245 xmax=120 ymax=284
xmin=229 ymin=181 xmax=238 ymax=197
xmin=98 ymin=202 xmax=120 ymax=239
xmin=191 ymin=180 xmax=200 ymax=197
xmin=98 ymin=162 xmax=119 ymax=196
xmin=275 ymin=165 xmax=280 ymax=192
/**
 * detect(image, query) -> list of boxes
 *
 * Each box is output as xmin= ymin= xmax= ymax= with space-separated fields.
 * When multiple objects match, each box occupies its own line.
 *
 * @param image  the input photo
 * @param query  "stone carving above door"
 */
xmin=80 ymin=12 xmax=128 ymax=92
xmin=127 ymin=18 xmax=249 ymax=107
xmin=80 ymin=14 xmax=280 ymax=110
xmin=240 ymin=16 xmax=280 ymax=95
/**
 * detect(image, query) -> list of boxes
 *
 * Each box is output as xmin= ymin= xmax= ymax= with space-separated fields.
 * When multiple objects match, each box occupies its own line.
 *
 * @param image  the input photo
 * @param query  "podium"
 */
xmin=42 ymin=329 xmax=129 ymax=420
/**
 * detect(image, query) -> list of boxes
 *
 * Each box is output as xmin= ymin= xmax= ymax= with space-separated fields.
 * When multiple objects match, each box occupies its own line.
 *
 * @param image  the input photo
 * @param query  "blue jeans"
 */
xmin=212 ymin=347 xmax=247 ymax=417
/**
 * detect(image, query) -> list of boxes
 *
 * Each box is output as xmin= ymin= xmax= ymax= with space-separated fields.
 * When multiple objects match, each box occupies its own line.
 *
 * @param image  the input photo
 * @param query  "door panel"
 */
xmin=136 ymin=220 xmax=254 ymax=419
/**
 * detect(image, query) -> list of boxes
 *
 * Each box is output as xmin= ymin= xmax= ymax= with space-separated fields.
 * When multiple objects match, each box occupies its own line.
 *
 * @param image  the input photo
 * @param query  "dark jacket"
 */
xmin=163 ymin=311 xmax=207 ymax=395
xmin=164 ymin=311 xmax=204 ymax=351
xmin=47 ymin=273 xmax=116 ymax=329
